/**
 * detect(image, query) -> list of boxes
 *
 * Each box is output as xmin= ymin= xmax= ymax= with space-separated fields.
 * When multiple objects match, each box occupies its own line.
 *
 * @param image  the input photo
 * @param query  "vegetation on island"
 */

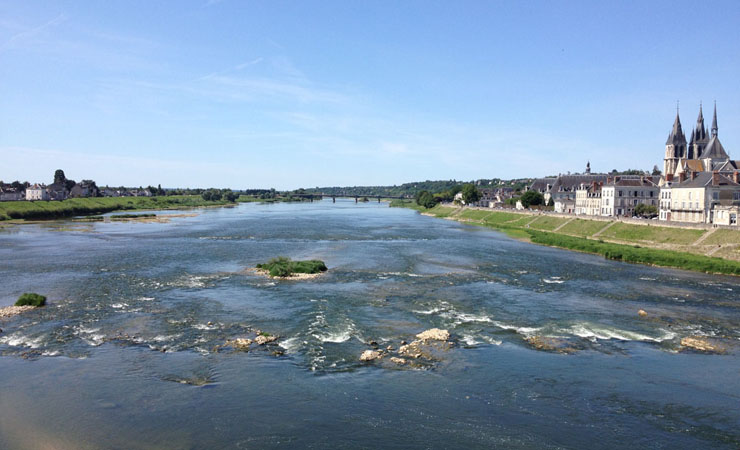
xmin=256 ymin=257 xmax=328 ymax=278
xmin=15 ymin=293 xmax=46 ymax=307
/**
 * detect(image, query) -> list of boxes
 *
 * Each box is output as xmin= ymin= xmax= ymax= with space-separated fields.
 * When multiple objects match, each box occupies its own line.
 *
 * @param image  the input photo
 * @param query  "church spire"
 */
xmin=711 ymin=101 xmax=718 ymax=137
xmin=666 ymin=107 xmax=685 ymax=146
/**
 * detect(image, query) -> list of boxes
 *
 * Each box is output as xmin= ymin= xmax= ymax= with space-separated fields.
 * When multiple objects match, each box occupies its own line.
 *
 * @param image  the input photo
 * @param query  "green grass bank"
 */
xmin=0 ymin=196 xmax=235 ymax=221
xmin=408 ymin=205 xmax=740 ymax=276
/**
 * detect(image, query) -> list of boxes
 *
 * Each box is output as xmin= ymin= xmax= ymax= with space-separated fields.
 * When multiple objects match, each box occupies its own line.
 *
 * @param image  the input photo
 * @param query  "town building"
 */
xmin=600 ymin=176 xmax=659 ymax=217
xmin=25 ymin=184 xmax=49 ymax=201
xmin=574 ymin=181 xmax=602 ymax=216
xmin=661 ymin=171 xmax=740 ymax=223
xmin=659 ymin=103 xmax=740 ymax=224
xmin=0 ymin=186 xmax=25 ymax=201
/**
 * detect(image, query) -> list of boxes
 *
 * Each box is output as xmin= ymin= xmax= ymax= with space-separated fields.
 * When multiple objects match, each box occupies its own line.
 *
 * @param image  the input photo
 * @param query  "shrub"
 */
xmin=256 ymin=257 xmax=328 ymax=277
xmin=15 ymin=293 xmax=46 ymax=307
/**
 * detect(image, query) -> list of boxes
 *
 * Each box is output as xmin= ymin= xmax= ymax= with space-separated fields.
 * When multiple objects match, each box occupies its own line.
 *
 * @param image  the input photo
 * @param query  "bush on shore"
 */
xmin=256 ymin=257 xmax=328 ymax=277
xmin=15 ymin=293 xmax=47 ymax=307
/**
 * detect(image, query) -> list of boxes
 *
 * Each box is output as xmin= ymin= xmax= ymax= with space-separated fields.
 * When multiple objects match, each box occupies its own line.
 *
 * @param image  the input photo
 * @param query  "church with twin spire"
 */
xmin=663 ymin=102 xmax=732 ymax=180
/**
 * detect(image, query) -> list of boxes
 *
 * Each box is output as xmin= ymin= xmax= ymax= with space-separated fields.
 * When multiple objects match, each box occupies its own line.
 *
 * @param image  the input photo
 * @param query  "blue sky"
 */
xmin=1 ymin=1 xmax=739 ymax=189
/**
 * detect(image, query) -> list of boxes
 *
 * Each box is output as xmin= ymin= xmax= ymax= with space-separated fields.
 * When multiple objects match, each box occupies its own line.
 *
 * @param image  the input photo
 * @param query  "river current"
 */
xmin=0 ymin=200 xmax=739 ymax=449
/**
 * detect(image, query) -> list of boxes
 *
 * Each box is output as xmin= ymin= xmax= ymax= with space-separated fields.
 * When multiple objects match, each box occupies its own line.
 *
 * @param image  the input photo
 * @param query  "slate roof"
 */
xmin=529 ymin=178 xmax=557 ymax=193
xmin=674 ymin=172 xmax=740 ymax=188
xmin=700 ymin=135 xmax=729 ymax=160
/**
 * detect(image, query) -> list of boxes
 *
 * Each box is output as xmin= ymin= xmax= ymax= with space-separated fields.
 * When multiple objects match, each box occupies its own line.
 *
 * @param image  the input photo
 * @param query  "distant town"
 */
xmin=2 ymin=104 xmax=738 ymax=227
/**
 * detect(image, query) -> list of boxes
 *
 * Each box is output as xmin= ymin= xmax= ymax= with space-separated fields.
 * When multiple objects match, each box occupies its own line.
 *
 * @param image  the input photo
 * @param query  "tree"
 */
xmin=520 ymin=190 xmax=544 ymax=208
xmin=547 ymin=197 xmax=554 ymax=207
xmin=634 ymin=204 xmax=658 ymax=218
xmin=461 ymin=183 xmax=480 ymax=205
xmin=65 ymin=179 xmax=76 ymax=191
xmin=652 ymin=165 xmax=662 ymax=176
xmin=416 ymin=190 xmax=438 ymax=209
xmin=54 ymin=169 xmax=66 ymax=185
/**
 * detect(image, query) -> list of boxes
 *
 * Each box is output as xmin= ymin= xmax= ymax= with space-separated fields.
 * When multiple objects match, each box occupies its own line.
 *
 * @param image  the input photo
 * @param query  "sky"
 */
xmin=1 ymin=1 xmax=740 ymax=190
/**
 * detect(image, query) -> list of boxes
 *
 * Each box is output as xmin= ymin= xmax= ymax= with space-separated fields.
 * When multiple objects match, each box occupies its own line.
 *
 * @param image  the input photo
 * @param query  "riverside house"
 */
xmin=25 ymin=184 xmax=49 ymax=201
xmin=599 ymin=176 xmax=659 ymax=217
xmin=660 ymin=171 xmax=740 ymax=223
xmin=0 ymin=185 xmax=25 ymax=201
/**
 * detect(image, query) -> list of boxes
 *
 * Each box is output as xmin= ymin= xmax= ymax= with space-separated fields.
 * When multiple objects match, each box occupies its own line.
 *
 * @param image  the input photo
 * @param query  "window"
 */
xmin=731 ymin=214 xmax=737 ymax=225
xmin=618 ymin=190 xmax=622 ymax=197
xmin=713 ymin=192 xmax=719 ymax=200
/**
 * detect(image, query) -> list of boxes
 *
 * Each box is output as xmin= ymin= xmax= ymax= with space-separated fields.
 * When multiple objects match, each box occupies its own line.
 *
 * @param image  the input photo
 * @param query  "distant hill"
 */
xmin=302 ymin=178 xmax=534 ymax=197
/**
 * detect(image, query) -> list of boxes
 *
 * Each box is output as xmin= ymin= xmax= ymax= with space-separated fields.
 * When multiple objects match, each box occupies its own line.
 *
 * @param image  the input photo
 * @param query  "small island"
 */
xmin=253 ymin=257 xmax=328 ymax=279
xmin=0 ymin=292 xmax=46 ymax=319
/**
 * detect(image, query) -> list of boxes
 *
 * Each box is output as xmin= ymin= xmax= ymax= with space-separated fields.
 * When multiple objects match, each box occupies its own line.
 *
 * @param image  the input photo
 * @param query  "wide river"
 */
xmin=1 ymin=200 xmax=739 ymax=449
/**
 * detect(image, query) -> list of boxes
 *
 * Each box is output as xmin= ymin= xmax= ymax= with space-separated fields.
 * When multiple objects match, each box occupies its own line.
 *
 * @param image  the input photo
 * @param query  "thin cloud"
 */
xmin=0 ymin=14 xmax=67 ymax=51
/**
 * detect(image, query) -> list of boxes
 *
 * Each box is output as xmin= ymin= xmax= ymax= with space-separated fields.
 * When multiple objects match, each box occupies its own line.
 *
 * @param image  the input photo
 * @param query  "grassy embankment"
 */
xmin=0 ymin=196 xmax=235 ymax=221
xmin=407 ymin=205 xmax=740 ymax=276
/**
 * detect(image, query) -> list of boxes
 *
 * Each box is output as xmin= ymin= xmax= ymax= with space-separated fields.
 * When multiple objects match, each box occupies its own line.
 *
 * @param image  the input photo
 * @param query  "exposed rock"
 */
xmin=680 ymin=336 xmax=726 ymax=354
xmin=0 ymin=305 xmax=36 ymax=319
xmin=637 ymin=309 xmax=648 ymax=317
xmin=225 ymin=338 xmax=252 ymax=350
xmin=360 ymin=350 xmax=382 ymax=361
xmin=386 ymin=345 xmax=393 ymax=351
xmin=526 ymin=336 xmax=578 ymax=354
xmin=367 ymin=340 xmax=378 ymax=346
xmin=416 ymin=328 xmax=450 ymax=342
xmin=389 ymin=357 xmax=407 ymax=365
xmin=398 ymin=342 xmax=423 ymax=359
xmin=255 ymin=334 xmax=277 ymax=345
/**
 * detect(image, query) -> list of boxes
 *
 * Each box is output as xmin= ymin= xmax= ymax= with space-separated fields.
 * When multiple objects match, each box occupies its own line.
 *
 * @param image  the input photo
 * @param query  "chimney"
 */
xmin=607 ymin=176 xmax=612 ymax=184
xmin=712 ymin=171 xmax=720 ymax=185
xmin=691 ymin=171 xmax=698 ymax=180
xmin=733 ymin=171 xmax=739 ymax=184
xmin=679 ymin=172 xmax=686 ymax=182
xmin=666 ymin=174 xmax=673 ymax=182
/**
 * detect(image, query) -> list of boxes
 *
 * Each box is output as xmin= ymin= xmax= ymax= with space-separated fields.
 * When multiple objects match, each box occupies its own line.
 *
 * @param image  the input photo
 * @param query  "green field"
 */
xmin=482 ymin=211 xmax=525 ymax=225
xmin=599 ymin=222 xmax=706 ymax=245
xmin=702 ymin=229 xmax=740 ymax=246
xmin=558 ymin=219 xmax=610 ymax=237
xmin=458 ymin=210 xmax=493 ymax=221
xmin=0 ymin=196 xmax=234 ymax=221
xmin=528 ymin=216 xmax=571 ymax=231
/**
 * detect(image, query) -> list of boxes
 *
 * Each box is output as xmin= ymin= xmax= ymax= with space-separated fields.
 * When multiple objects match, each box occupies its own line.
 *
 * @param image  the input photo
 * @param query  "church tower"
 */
xmin=700 ymin=102 xmax=729 ymax=165
xmin=687 ymin=103 xmax=709 ymax=159
xmin=664 ymin=108 xmax=686 ymax=177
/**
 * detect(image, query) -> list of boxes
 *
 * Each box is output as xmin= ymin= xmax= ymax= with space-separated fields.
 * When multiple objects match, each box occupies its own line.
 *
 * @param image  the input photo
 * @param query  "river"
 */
xmin=1 ymin=200 xmax=739 ymax=449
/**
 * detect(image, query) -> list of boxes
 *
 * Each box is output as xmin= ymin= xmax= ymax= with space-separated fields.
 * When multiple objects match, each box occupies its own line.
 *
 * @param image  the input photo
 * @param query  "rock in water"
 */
xmin=389 ymin=357 xmax=407 ymax=365
xmin=637 ymin=309 xmax=648 ymax=317
xmin=680 ymin=336 xmax=725 ymax=354
xmin=360 ymin=350 xmax=381 ymax=361
xmin=255 ymin=335 xmax=277 ymax=345
xmin=226 ymin=338 xmax=252 ymax=350
xmin=416 ymin=328 xmax=450 ymax=342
